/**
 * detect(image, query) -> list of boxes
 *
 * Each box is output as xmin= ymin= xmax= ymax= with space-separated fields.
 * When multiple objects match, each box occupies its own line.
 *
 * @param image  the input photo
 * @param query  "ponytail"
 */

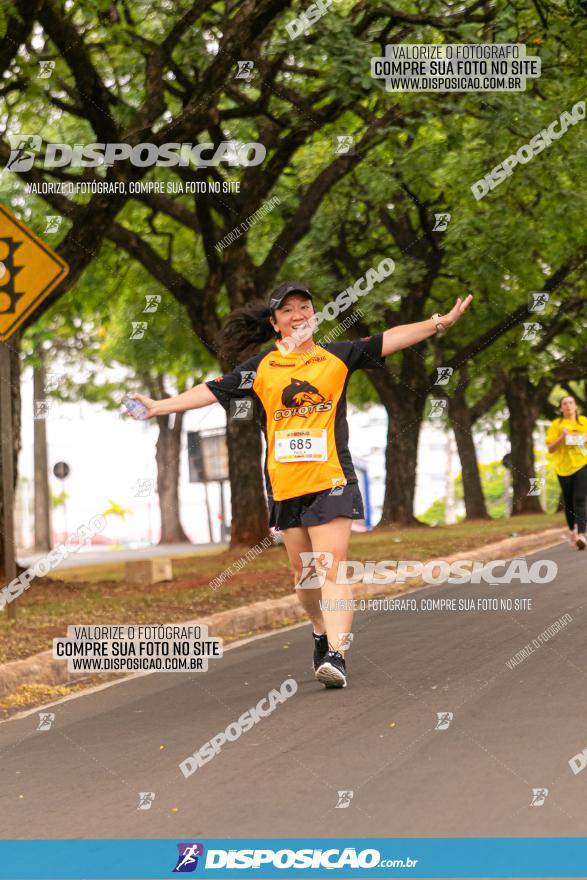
xmin=218 ymin=300 xmax=277 ymax=367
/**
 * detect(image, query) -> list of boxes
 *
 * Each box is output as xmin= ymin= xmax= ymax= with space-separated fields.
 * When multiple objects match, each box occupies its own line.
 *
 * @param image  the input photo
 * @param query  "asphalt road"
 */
xmin=2 ymin=539 xmax=587 ymax=843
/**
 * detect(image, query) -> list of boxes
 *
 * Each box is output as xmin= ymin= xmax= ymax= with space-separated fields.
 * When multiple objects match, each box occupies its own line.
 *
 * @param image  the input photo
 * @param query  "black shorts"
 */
xmin=269 ymin=481 xmax=365 ymax=531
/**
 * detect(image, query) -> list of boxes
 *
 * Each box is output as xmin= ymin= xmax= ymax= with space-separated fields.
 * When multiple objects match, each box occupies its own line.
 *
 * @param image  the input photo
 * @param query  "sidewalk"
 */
xmin=18 ymin=541 xmax=227 ymax=571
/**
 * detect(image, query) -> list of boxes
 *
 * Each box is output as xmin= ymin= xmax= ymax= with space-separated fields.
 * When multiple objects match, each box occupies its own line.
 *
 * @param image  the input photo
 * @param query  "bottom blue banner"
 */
xmin=1 ymin=837 xmax=586 ymax=879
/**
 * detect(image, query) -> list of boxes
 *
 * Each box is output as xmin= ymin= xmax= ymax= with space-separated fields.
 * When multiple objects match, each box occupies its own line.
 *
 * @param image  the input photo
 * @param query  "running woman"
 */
xmin=129 ymin=281 xmax=472 ymax=688
xmin=546 ymin=395 xmax=587 ymax=550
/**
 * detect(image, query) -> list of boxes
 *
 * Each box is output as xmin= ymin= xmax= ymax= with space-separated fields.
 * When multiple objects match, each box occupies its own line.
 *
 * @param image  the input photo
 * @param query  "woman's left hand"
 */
xmin=441 ymin=294 xmax=473 ymax=328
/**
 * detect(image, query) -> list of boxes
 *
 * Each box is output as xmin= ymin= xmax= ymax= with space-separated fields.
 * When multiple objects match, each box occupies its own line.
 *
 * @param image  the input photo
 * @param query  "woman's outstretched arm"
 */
xmin=381 ymin=294 xmax=473 ymax=356
xmin=127 ymin=383 xmax=218 ymax=418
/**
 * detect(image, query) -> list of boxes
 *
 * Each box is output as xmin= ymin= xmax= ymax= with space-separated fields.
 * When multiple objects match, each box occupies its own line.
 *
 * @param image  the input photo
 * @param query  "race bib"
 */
xmin=565 ymin=434 xmax=586 ymax=446
xmin=274 ymin=429 xmax=328 ymax=463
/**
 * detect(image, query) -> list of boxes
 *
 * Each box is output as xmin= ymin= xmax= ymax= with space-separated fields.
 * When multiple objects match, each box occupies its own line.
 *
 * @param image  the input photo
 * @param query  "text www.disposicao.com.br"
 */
xmin=69 ymin=657 xmax=203 ymax=671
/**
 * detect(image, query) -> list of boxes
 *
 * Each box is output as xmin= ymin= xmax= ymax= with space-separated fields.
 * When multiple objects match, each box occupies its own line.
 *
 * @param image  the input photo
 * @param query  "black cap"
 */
xmin=268 ymin=281 xmax=313 ymax=314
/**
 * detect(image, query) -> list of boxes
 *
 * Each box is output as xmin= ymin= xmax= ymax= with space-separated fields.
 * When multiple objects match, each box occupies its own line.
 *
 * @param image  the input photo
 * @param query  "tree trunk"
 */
xmin=504 ymin=369 xmax=543 ymax=515
xmin=222 ymin=251 xmax=270 ymax=547
xmin=0 ymin=334 xmax=22 ymax=578
xmin=364 ymin=349 xmax=428 ymax=527
xmin=378 ymin=387 xmax=427 ymax=527
xmin=155 ymin=411 xmax=190 ymax=544
xmin=226 ymin=415 xmax=269 ymax=546
xmin=448 ymin=383 xmax=490 ymax=520
xmin=445 ymin=431 xmax=457 ymax=524
xmin=33 ymin=350 xmax=52 ymax=551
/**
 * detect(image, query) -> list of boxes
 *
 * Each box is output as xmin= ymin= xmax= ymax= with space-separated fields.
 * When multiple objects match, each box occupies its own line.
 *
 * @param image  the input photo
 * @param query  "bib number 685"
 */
xmin=290 ymin=438 xmax=311 ymax=450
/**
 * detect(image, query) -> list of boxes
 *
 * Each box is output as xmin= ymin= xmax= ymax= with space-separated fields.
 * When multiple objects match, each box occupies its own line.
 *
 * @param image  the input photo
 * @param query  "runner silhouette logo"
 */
xmin=173 ymin=843 xmax=204 ymax=872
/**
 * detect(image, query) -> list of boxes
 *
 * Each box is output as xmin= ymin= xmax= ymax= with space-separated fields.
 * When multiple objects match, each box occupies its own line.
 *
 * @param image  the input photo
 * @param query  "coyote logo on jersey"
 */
xmin=282 ymin=378 xmax=325 ymax=408
xmin=274 ymin=378 xmax=331 ymax=420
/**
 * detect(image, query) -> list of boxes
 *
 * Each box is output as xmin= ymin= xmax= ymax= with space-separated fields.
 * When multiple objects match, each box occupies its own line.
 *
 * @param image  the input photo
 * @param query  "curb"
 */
xmin=0 ymin=527 xmax=563 ymax=699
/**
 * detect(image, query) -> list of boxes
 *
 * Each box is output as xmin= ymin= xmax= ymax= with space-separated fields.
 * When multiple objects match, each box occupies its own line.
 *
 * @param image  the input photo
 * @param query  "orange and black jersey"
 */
xmin=206 ymin=334 xmax=386 ymax=502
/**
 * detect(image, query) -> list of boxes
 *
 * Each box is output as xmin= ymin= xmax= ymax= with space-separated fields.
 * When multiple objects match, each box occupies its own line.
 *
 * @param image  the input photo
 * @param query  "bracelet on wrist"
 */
xmin=431 ymin=313 xmax=447 ymax=334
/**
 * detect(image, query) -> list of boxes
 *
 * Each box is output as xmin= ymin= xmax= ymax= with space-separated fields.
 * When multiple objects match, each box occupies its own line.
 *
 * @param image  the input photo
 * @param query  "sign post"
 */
xmin=0 ymin=205 xmax=69 ymax=621
xmin=0 ymin=341 xmax=17 ymax=620
xmin=53 ymin=461 xmax=70 ymax=537
xmin=187 ymin=430 xmax=230 ymax=543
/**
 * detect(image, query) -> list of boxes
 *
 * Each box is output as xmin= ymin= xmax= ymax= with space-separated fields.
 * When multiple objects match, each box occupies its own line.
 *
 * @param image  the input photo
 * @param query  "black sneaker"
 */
xmin=315 ymin=650 xmax=347 ymax=688
xmin=313 ymin=632 xmax=329 ymax=672
xmin=577 ymin=534 xmax=586 ymax=550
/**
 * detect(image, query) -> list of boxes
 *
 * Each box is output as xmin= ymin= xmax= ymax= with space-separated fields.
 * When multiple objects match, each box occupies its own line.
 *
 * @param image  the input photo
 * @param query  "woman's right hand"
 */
xmin=126 ymin=393 xmax=160 ymax=419
xmin=561 ymin=427 xmax=568 ymax=438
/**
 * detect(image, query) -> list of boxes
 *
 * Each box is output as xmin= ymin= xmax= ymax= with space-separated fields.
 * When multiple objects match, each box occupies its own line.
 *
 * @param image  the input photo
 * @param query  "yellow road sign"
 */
xmin=0 ymin=205 xmax=69 ymax=341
